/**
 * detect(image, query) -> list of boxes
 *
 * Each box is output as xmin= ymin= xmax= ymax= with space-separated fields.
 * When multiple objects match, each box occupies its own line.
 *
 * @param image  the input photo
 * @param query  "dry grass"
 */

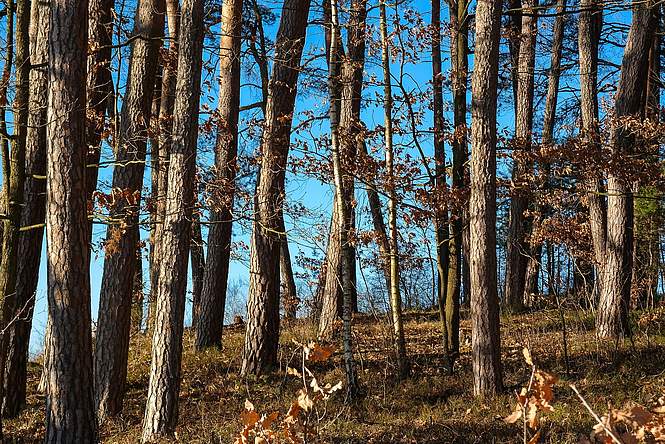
xmin=4 ymin=307 xmax=665 ymax=443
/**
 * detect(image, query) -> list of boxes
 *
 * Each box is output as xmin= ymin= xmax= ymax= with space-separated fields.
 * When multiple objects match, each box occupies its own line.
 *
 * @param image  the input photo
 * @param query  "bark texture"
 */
xmin=597 ymin=2 xmax=655 ymax=338
xmin=195 ymin=0 xmax=243 ymax=348
xmin=95 ymin=0 xmax=164 ymax=420
xmin=2 ymin=0 xmax=48 ymax=418
xmin=45 ymin=0 xmax=98 ymax=439
xmin=141 ymin=0 xmax=204 ymax=437
xmin=469 ymin=0 xmax=503 ymax=397
xmin=241 ymin=0 xmax=312 ymax=376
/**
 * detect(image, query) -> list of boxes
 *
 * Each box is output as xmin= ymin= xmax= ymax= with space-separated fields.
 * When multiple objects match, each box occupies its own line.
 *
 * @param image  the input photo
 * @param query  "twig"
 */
xmin=569 ymin=384 xmax=623 ymax=444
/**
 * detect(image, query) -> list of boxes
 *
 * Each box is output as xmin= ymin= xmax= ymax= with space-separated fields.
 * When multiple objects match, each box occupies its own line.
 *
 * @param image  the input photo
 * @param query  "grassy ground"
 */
xmin=5 ymin=306 xmax=665 ymax=443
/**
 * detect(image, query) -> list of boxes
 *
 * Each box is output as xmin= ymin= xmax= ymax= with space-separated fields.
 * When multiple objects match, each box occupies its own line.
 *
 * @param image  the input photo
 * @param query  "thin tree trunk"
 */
xmin=141 ymin=0 xmax=204 ymax=437
xmin=241 ymin=0 xmax=312 ymax=376
xmin=190 ymin=212 xmax=205 ymax=326
xmin=0 ymin=0 xmax=28 ymax=432
xmin=132 ymin=239 xmax=144 ymax=333
xmin=195 ymin=0 xmax=243 ymax=348
xmin=524 ymin=0 xmax=566 ymax=304
xmin=2 ymin=0 xmax=48 ymax=419
xmin=95 ymin=0 xmax=164 ymax=420
xmin=45 ymin=0 xmax=98 ymax=438
xmin=445 ymin=0 xmax=468 ymax=363
xmin=469 ymin=0 xmax=503 ymax=397
xmin=380 ymin=0 xmax=409 ymax=380
xmin=597 ymin=2 xmax=655 ymax=338
xmin=431 ymin=0 xmax=451 ymax=365
xmin=279 ymin=213 xmax=299 ymax=319
xmin=504 ymin=0 xmax=538 ymax=312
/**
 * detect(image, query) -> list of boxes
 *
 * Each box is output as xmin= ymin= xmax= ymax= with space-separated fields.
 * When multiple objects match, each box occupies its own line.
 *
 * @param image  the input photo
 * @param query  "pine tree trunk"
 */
xmin=148 ymin=0 xmax=179 ymax=333
xmin=195 ymin=0 xmax=242 ymax=348
xmin=469 ymin=0 xmax=503 ymax=397
xmin=141 ymin=0 xmax=204 ymax=437
xmin=504 ymin=0 xmax=538 ymax=312
xmin=597 ymin=2 xmax=655 ymax=338
xmin=2 ymin=0 xmax=48 ymax=418
xmin=45 ymin=0 xmax=98 ymax=438
xmin=241 ymin=0 xmax=312 ymax=376
xmin=579 ymin=0 xmax=606 ymax=300
xmin=95 ymin=0 xmax=164 ymax=420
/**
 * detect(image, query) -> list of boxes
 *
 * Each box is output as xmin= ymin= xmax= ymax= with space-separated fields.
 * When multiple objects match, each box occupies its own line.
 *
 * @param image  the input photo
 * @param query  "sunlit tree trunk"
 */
xmin=504 ymin=0 xmax=538 ymax=312
xmin=597 ymin=1 xmax=655 ymax=338
xmin=45 ymin=0 xmax=98 ymax=438
xmin=95 ymin=0 xmax=164 ymax=420
xmin=141 ymin=0 xmax=204 ymax=437
xmin=195 ymin=0 xmax=243 ymax=348
xmin=241 ymin=0 xmax=312 ymax=376
xmin=2 ymin=0 xmax=48 ymax=419
xmin=469 ymin=0 xmax=503 ymax=397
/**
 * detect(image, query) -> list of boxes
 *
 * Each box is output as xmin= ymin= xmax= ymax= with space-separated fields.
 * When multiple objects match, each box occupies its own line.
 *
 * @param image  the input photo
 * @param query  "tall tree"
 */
xmin=44 ymin=0 xmax=98 ymax=438
xmin=241 ymin=0 xmax=312 ymax=375
xmin=2 ymin=0 xmax=49 ymax=418
xmin=95 ymin=0 xmax=164 ymax=420
xmin=148 ymin=0 xmax=180 ymax=333
xmin=523 ymin=0 xmax=567 ymax=301
xmin=597 ymin=1 xmax=655 ymax=337
xmin=579 ymin=0 xmax=605 ymax=302
xmin=190 ymin=212 xmax=205 ymax=325
xmin=431 ymin=0 xmax=451 ymax=365
xmin=380 ymin=0 xmax=409 ymax=379
xmin=469 ymin=0 xmax=503 ymax=396
xmin=444 ymin=0 xmax=468 ymax=363
xmin=195 ymin=0 xmax=243 ymax=349
xmin=141 ymin=0 xmax=204 ymax=437
xmin=504 ymin=0 xmax=538 ymax=311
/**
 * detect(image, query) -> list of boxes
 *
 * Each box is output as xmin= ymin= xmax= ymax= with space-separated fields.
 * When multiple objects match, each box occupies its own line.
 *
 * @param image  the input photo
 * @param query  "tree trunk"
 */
xmin=469 ymin=0 xmax=503 ymax=397
xmin=190 ymin=212 xmax=205 ymax=326
xmin=380 ymin=0 xmax=409 ymax=380
xmin=148 ymin=0 xmax=180 ymax=333
xmin=45 ymin=0 xmax=98 ymax=439
xmin=2 ymin=0 xmax=48 ymax=419
xmin=445 ymin=0 xmax=468 ymax=363
xmin=504 ymin=0 xmax=538 ymax=312
xmin=597 ymin=2 xmax=655 ymax=338
xmin=195 ymin=0 xmax=242 ymax=348
xmin=132 ymin=239 xmax=144 ymax=333
xmin=85 ymin=0 xmax=114 ymax=223
xmin=279 ymin=213 xmax=299 ymax=319
xmin=95 ymin=0 xmax=164 ymax=420
xmin=141 ymin=0 xmax=204 ymax=437
xmin=579 ymin=0 xmax=606 ymax=301
xmin=241 ymin=0 xmax=312 ymax=376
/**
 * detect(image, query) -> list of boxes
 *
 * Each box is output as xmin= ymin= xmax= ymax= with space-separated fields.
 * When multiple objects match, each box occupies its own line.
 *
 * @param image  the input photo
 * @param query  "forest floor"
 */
xmin=5 ymin=305 xmax=665 ymax=443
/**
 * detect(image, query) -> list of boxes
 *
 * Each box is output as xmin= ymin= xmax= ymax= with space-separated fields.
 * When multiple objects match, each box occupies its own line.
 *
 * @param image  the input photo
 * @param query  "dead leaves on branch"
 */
xmin=235 ymin=342 xmax=342 ymax=444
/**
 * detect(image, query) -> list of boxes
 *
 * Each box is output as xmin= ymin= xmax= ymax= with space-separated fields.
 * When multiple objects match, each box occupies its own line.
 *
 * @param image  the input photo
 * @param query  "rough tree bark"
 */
xmin=190 ymin=212 xmax=205 ymax=326
xmin=469 ymin=0 xmax=503 ymax=397
xmin=241 ymin=0 xmax=312 ymax=376
xmin=579 ymin=0 xmax=606 ymax=301
xmin=148 ymin=0 xmax=180 ymax=333
xmin=44 ymin=0 xmax=98 ymax=439
xmin=95 ymin=0 xmax=164 ymax=420
xmin=141 ymin=0 xmax=204 ymax=437
xmin=597 ymin=1 xmax=655 ymax=338
xmin=504 ymin=0 xmax=538 ymax=312
xmin=195 ymin=0 xmax=243 ymax=348
xmin=2 ymin=0 xmax=46 ymax=419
